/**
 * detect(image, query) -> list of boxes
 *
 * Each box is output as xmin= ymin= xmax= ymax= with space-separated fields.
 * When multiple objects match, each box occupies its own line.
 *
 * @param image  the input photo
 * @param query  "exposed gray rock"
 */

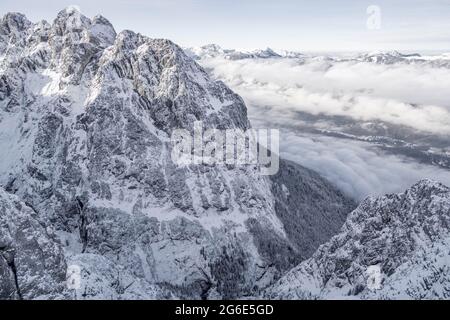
xmin=0 ymin=188 xmax=67 ymax=299
xmin=266 ymin=179 xmax=450 ymax=299
xmin=269 ymin=159 xmax=355 ymax=261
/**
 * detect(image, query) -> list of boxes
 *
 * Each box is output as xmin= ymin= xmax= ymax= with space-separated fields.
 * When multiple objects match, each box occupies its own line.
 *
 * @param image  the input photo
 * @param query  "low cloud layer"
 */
xmin=197 ymin=55 xmax=450 ymax=199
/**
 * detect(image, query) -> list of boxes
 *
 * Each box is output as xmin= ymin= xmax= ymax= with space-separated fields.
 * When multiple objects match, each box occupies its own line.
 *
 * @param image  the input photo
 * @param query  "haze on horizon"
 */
xmin=0 ymin=0 xmax=450 ymax=53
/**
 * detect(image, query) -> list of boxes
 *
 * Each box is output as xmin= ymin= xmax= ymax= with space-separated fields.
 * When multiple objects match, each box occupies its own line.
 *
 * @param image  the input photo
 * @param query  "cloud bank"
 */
xmin=202 ymin=57 xmax=450 ymax=135
xmin=197 ymin=55 xmax=450 ymax=199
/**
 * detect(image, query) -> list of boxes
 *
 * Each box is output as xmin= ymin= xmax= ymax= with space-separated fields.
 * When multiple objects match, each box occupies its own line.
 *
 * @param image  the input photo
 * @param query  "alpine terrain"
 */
xmin=266 ymin=179 xmax=450 ymax=299
xmin=0 ymin=8 xmax=354 ymax=299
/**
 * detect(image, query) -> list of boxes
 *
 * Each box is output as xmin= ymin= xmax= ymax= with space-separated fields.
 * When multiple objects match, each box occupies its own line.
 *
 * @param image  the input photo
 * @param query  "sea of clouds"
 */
xmin=278 ymin=130 xmax=450 ymax=200
xmin=203 ymin=56 xmax=450 ymax=134
xmin=198 ymin=55 xmax=450 ymax=199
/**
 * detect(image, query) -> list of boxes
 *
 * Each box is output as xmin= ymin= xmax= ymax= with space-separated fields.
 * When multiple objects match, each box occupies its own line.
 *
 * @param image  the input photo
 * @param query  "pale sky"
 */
xmin=1 ymin=0 xmax=450 ymax=52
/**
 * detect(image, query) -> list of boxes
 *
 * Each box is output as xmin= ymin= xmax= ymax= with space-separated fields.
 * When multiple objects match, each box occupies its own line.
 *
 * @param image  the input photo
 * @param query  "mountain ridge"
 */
xmin=0 ymin=8 xmax=354 ymax=299
xmin=265 ymin=179 xmax=450 ymax=299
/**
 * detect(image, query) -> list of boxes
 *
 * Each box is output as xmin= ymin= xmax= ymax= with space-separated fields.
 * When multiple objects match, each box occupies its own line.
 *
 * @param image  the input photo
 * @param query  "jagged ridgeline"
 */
xmin=0 ymin=8 xmax=355 ymax=299
xmin=266 ymin=180 xmax=450 ymax=300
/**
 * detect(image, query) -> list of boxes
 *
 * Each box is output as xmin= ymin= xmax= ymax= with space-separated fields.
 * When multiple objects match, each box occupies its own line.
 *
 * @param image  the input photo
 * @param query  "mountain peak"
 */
xmin=55 ymin=5 xmax=86 ymax=22
xmin=53 ymin=6 xmax=91 ymax=35
xmin=201 ymin=43 xmax=223 ymax=51
xmin=89 ymin=15 xmax=116 ymax=48
xmin=92 ymin=14 xmax=114 ymax=27
xmin=0 ymin=8 xmax=356 ymax=299
xmin=0 ymin=12 xmax=32 ymax=35
xmin=411 ymin=178 xmax=448 ymax=190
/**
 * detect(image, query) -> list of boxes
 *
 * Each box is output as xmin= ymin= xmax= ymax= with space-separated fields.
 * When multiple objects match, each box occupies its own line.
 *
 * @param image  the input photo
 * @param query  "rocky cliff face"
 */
xmin=266 ymin=179 xmax=450 ymax=299
xmin=0 ymin=189 xmax=67 ymax=299
xmin=0 ymin=8 xmax=354 ymax=299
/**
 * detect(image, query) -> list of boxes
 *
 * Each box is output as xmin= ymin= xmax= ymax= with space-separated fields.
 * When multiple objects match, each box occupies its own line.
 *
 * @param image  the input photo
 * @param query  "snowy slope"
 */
xmin=0 ymin=188 xmax=67 ymax=299
xmin=266 ymin=179 xmax=450 ymax=299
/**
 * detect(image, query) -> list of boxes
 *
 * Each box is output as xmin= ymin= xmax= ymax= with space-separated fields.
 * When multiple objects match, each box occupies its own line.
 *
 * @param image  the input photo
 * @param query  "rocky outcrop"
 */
xmin=266 ymin=180 xmax=450 ymax=299
xmin=184 ymin=44 xmax=283 ymax=61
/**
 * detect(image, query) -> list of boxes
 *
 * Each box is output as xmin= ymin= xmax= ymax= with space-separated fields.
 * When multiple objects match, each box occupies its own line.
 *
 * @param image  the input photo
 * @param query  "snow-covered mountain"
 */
xmin=353 ymin=50 xmax=450 ymax=68
xmin=186 ymin=45 xmax=450 ymax=68
xmin=0 ymin=9 xmax=354 ymax=299
xmin=356 ymin=50 xmax=422 ymax=64
xmin=0 ymin=188 xmax=67 ymax=299
xmin=2 ymin=7 xmax=449 ymax=301
xmin=265 ymin=179 xmax=450 ymax=299
xmin=184 ymin=44 xmax=297 ymax=61
xmin=189 ymin=44 xmax=450 ymax=192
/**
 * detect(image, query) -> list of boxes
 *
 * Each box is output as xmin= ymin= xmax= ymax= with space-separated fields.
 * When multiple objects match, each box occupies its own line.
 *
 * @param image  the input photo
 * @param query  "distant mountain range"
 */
xmin=0 ymin=8 xmax=353 ymax=299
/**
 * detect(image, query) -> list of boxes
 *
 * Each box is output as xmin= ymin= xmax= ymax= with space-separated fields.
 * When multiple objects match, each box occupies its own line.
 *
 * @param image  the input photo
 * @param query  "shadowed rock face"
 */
xmin=0 ymin=8 xmax=354 ymax=299
xmin=266 ymin=180 xmax=450 ymax=300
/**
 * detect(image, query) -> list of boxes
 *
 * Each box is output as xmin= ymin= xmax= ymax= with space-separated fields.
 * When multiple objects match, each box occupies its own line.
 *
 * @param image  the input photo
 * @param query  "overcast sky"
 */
xmin=1 ymin=0 xmax=450 ymax=52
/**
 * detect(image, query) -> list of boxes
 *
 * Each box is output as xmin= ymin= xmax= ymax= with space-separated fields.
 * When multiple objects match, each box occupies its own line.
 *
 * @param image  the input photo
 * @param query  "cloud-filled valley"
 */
xmin=191 ymin=49 xmax=450 ymax=199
